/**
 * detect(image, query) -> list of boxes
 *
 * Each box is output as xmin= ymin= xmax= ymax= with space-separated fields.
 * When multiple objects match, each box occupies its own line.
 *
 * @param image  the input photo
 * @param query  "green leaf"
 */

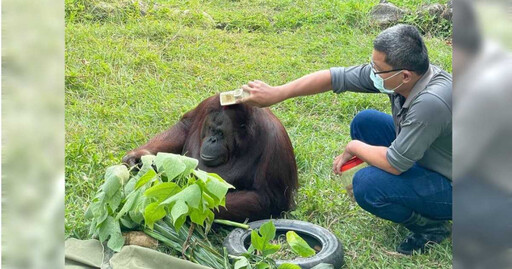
xmin=95 ymin=205 xmax=109 ymax=226
xmin=234 ymin=256 xmax=251 ymax=269
xmin=103 ymin=165 xmax=129 ymax=198
xmin=187 ymin=176 xmax=197 ymax=186
xmin=119 ymin=216 xmax=138 ymax=229
xmin=170 ymin=200 xmax=189 ymax=225
xmin=123 ymin=176 xmax=137 ymax=194
xmin=286 ymin=231 xmax=316 ymax=258
xmin=194 ymin=170 xmax=233 ymax=208
xmin=144 ymin=202 xmax=166 ymax=229
xmin=205 ymin=176 xmax=230 ymax=201
xmin=174 ymin=215 xmax=187 ymax=231
xmin=189 ymin=207 xmax=209 ymax=226
xmin=135 ymin=168 xmax=157 ymax=190
xmin=98 ymin=216 xmax=117 ymax=243
xmin=201 ymin=192 xmax=215 ymax=208
xmin=180 ymin=155 xmax=199 ymax=175
xmin=259 ymin=221 xmax=277 ymax=243
xmin=144 ymin=182 xmax=180 ymax=202
xmin=128 ymin=194 xmax=147 ymax=225
xmin=131 ymin=155 xmax=155 ymax=183
xmin=108 ymin=189 xmax=122 ymax=212
xmin=84 ymin=204 xmax=93 ymax=219
xmin=278 ymin=264 xmax=302 ymax=269
xmin=160 ymin=184 xmax=201 ymax=209
xmin=249 ymin=221 xmax=280 ymax=256
xmin=208 ymin=172 xmax=235 ymax=189
xmin=141 ymin=155 xmax=156 ymax=166
xmin=251 ymin=230 xmax=264 ymax=251
xmin=88 ymin=219 xmax=97 ymax=237
xmin=262 ymin=243 xmax=280 ymax=256
xmin=255 ymin=262 xmax=271 ymax=269
xmin=115 ymin=190 xmax=141 ymax=220
xmin=107 ymin=231 xmax=125 ymax=252
xmin=85 ymin=200 xmax=102 ymax=220
xmin=192 ymin=169 xmax=209 ymax=182
xmin=204 ymin=210 xmax=215 ymax=231
xmin=154 ymin=153 xmax=187 ymax=181
xmin=104 ymin=218 xmax=124 ymax=252
xmin=129 ymin=209 xmax=144 ymax=225
xmin=219 ymin=196 xmax=227 ymax=207
xmin=93 ymin=191 xmax=105 ymax=202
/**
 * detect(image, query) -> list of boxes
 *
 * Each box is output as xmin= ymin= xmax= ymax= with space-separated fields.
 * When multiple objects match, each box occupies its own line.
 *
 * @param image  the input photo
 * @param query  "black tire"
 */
xmin=223 ymin=219 xmax=344 ymax=269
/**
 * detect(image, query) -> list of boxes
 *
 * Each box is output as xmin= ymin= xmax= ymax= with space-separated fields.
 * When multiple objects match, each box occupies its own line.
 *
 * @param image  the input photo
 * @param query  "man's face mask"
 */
xmin=369 ymin=59 xmax=404 ymax=94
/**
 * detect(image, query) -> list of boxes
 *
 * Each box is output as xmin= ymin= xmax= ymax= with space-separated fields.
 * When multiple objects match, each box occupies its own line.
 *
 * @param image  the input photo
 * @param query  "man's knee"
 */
xmin=350 ymin=109 xmax=395 ymax=146
xmin=350 ymin=109 xmax=382 ymax=140
xmin=352 ymin=167 xmax=383 ymax=210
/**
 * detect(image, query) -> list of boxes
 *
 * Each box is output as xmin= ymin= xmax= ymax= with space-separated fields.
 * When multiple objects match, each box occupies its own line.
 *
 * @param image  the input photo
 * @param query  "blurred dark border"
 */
xmin=2 ymin=0 xmax=65 ymax=268
xmin=453 ymin=0 xmax=512 ymax=268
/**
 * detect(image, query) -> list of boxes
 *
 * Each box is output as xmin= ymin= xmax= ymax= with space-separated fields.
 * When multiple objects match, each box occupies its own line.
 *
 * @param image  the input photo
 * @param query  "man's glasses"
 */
xmin=370 ymin=58 xmax=413 ymax=75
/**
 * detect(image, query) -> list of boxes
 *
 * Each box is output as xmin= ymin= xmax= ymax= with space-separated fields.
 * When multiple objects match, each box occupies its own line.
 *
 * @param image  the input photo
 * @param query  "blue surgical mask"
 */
xmin=370 ymin=69 xmax=404 ymax=94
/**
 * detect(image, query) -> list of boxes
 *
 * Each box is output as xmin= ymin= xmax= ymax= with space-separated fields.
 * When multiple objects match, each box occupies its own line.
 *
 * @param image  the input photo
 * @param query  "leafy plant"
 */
xmin=84 ymin=164 xmax=130 ymax=251
xmin=250 ymin=221 xmax=281 ymax=257
xmin=233 ymin=221 xmax=279 ymax=269
xmin=234 ymin=220 xmax=322 ymax=269
xmin=85 ymin=152 xmax=234 ymax=254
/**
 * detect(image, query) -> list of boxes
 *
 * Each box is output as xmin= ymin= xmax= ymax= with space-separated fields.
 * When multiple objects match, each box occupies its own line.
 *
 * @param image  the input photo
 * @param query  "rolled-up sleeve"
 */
xmin=330 ymin=64 xmax=380 ymax=94
xmin=387 ymin=121 xmax=431 ymax=172
xmin=386 ymin=93 xmax=450 ymax=172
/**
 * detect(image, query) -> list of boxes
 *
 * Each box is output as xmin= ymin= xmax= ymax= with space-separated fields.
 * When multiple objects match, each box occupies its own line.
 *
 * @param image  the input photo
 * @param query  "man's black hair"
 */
xmin=373 ymin=24 xmax=430 ymax=75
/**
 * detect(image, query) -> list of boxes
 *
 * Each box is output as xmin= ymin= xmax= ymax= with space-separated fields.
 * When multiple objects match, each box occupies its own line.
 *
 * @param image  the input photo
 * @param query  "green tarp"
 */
xmin=65 ymin=238 xmax=212 ymax=269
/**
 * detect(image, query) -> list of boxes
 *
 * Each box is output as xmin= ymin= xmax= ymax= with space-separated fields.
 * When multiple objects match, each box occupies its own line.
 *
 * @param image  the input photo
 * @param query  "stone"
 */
xmin=442 ymin=0 xmax=453 ymax=21
xmin=123 ymin=231 xmax=158 ymax=249
xmin=370 ymin=2 xmax=406 ymax=27
xmin=418 ymin=3 xmax=445 ymax=18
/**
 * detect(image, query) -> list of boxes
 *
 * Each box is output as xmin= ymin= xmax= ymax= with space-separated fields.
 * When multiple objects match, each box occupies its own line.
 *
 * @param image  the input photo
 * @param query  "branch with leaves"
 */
xmin=85 ymin=153 xmax=234 ymax=267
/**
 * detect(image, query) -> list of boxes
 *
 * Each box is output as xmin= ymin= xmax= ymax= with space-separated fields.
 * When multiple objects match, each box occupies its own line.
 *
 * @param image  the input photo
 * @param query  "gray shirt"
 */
xmin=330 ymin=64 xmax=452 ymax=180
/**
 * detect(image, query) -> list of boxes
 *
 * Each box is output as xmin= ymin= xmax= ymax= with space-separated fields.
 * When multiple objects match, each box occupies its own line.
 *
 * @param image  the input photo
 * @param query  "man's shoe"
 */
xmin=396 ymin=212 xmax=451 ymax=255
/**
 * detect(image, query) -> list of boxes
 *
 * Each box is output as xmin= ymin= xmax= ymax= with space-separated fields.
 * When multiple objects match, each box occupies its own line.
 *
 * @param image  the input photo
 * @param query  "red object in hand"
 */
xmin=340 ymin=156 xmax=364 ymax=172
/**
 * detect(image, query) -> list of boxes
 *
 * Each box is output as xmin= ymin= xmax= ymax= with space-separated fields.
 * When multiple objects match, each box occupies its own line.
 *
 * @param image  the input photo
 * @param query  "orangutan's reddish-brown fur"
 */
xmin=123 ymin=95 xmax=298 ymax=222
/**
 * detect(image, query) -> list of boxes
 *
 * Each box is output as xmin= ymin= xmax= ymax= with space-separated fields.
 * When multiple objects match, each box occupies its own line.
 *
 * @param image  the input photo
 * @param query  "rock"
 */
xmin=442 ymin=0 xmax=453 ymax=21
xmin=123 ymin=231 xmax=158 ymax=249
xmin=93 ymin=2 xmax=115 ymax=19
xmin=418 ymin=3 xmax=444 ymax=18
xmin=370 ymin=2 xmax=406 ymax=27
xmin=417 ymin=3 xmax=445 ymax=22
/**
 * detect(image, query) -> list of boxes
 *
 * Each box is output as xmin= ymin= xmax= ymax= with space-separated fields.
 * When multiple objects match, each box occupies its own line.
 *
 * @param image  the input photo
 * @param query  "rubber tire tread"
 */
xmin=223 ymin=219 xmax=344 ymax=269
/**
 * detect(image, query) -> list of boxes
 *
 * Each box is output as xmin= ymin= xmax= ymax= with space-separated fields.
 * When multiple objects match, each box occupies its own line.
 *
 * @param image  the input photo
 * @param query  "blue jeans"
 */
xmin=350 ymin=109 xmax=452 ymax=223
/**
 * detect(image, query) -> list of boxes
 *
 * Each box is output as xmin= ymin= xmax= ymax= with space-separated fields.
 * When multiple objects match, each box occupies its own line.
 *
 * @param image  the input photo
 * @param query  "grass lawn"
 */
xmin=65 ymin=0 xmax=452 ymax=267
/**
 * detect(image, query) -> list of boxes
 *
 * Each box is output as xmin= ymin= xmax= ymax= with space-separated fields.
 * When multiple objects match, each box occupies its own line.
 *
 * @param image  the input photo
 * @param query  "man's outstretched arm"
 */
xmin=240 ymin=70 xmax=332 ymax=107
